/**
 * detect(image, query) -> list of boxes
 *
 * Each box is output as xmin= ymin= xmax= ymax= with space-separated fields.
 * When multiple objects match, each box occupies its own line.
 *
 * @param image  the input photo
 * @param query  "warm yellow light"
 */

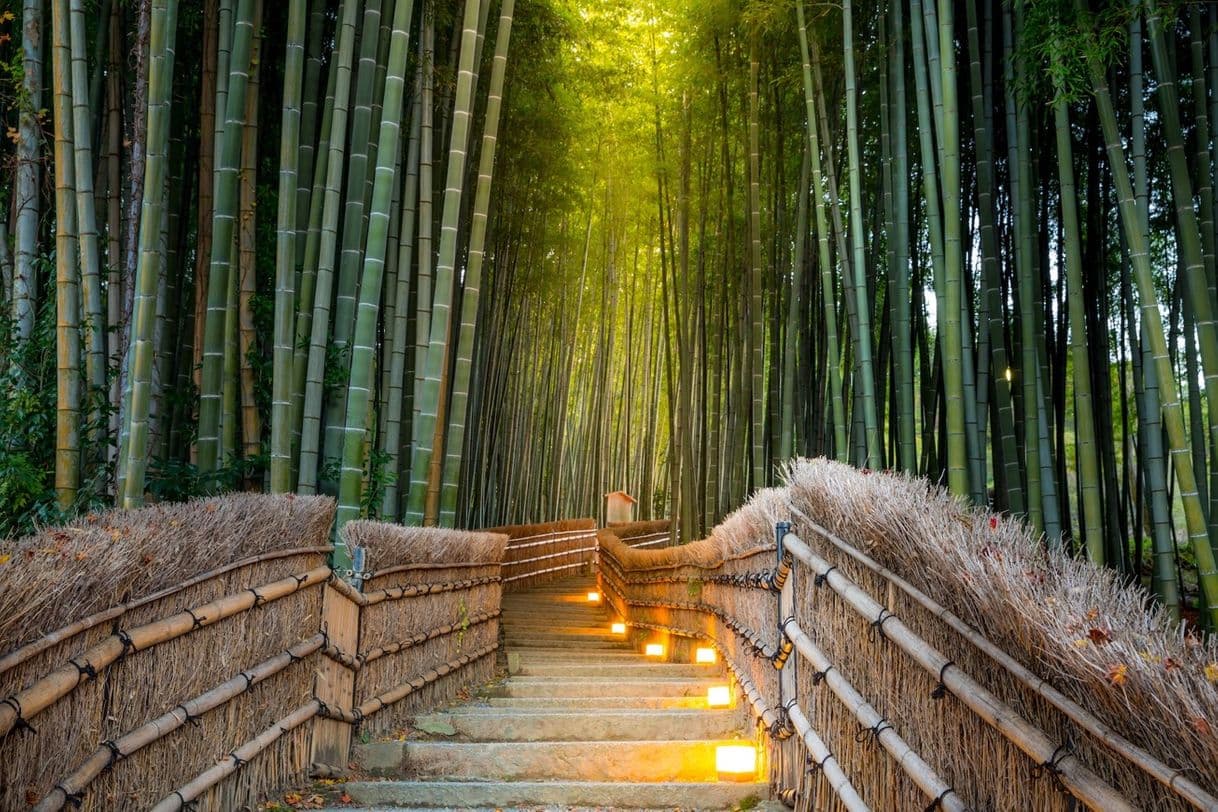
xmin=695 ymin=647 xmax=717 ymax=664
xmin=715 ymin=744 xmax=757 ymax=781
xmin=707 ymin=685 xmax=732 ymax=707
xmin=1004 ymin=367 xmax=1013 ymax=383
xmin=645 ymin=643 xmax=664 ymax=657
xmin=586 ymin=591 xmax=600 ymax=602
xmin=611 ymin=622 xmax=626 ymax=634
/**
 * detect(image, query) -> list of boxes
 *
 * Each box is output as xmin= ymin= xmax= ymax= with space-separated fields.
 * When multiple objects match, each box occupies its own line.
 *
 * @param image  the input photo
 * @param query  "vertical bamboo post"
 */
xmin=310 ymin=582 xmax=360 ymax=769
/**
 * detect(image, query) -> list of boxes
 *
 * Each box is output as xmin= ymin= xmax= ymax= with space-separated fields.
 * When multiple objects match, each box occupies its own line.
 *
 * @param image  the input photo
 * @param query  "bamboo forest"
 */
xmin=1 ymin=0 xmax=1217 ymax=624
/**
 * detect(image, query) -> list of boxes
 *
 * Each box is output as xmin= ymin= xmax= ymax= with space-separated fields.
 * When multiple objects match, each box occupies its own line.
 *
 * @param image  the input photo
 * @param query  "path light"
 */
xmin=611 ymin=622 xmax=626 ymax=634
xmin=707 ymin=685 xmax=732 ymax=707
xmin=645 ymin=642 xmax=664 ymax=657
xmin=586 ymin=591 xmax=600 ymax=603
xmin=695 ymin=647 xmax=717 ymax=664
xmin=715 ymin=744 xmax=757 ymax=781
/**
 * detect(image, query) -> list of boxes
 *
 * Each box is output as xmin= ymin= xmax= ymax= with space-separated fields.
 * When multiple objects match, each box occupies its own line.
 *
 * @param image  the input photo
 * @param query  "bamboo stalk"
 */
xmin=0 ymin=567 xmax=329 ymax=738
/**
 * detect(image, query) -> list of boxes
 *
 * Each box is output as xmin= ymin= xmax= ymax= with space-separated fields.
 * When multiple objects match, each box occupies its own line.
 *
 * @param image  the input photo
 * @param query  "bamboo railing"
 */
xmin=1 ymin=500 xmax=508 ymax=811
xmin=598 ymin=475 xmax=1218 ymax=811
xmin=484 ymin=518 xmax=598 ymax=590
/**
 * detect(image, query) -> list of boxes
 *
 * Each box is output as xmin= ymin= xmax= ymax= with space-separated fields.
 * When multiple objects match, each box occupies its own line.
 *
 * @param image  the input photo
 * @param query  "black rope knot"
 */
xmin=247 ymin=587 xmax=266 ymax=608
xmin=811 ymin=666 xmax=831 ymax=685
xmin=239 ymin=671 xmax=255 ymax=691
xmin=1030 ymin=740 xmax=1073 ymax=793
xmin=185 ymin=608 xmax=204 ymax=630
xmin=287 ymin=648 xmax=303 ymax=665
xmin=115 ymin=629 xmax=136 ymax=659
xmin=69 ymin=657 xmax=98 ymax=682
xmin=855 ymin=719 xmax=893 ymax=745
xmin=101 ymin=738 xmax=124 ymax=768
xmin=925 ymin=787 xmax=955 ymax=811
xmin=806 ymin=752 xmax=830 ymax=775
xmin=868 ymin=608 xmax=895 ymax=643
xmin=932 ymin=661 xmax=954 ymax=700
xmin=175 ymin=703 xmax=202 ymax=727
xmin=230 ymin=752 xmax=248 ymax=769
xmin=293 ymin=573 xmax=310 ymax=588
xmin=3 ymin=696 xmax=36 ymax=735
xmin=57 ymin=785 xmax=84 ymax=808
xmin=814 ymin=566 xmax=836 ymax=588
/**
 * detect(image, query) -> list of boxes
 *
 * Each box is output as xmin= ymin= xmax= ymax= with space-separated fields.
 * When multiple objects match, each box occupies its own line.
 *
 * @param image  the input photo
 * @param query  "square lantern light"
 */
xmin=611 ymin=622 xmax=627 ymax=635
xmin=695 ymin=647 xmax=717 ymax=664
xmin=586 ymin=591 xmax=601 ymax=603
xmin=707 ymin=685 xmax=732 ymax=707
xmin=645 ymin=642 xmax=665 ymax=657
xmin=715 ymin=744 xmax=758 ymax=781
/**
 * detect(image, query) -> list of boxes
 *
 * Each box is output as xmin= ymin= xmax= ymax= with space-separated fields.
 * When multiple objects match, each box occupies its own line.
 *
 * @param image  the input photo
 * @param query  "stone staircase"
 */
xmin=337 ymin=576 xmax=768 ymax=810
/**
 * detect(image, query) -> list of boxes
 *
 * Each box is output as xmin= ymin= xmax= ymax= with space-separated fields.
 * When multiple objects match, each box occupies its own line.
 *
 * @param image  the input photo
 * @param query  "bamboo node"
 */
xmin=924 ymin=787 xmax=956 ymax=811
xmin=1030 ymin=739 xmax=1074 ymax=794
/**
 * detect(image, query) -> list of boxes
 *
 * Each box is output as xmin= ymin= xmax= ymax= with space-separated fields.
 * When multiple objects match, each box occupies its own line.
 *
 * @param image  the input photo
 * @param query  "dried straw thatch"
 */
xmin=0 ymin=493 xmax=335 ymax=654
xmin=783 ymin=457 xmax=1218 ymax=808
xmin=342 ymin=521 xmax=508 ymax=568
xmin=485 ymin=519 xmax=597 ymax=591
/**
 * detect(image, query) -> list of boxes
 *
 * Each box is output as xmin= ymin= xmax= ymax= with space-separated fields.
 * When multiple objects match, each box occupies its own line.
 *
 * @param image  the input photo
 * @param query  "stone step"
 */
xmin=501 ymin=625 xmax=620 ymax=637
xmin=502 ymin=648 xmax=647 ymax=662
xmin=412 ymin=708 xmax=740 ymax=741
xmin=515 ymin=662 xmax=714 ymax=678
xmin=339 ymin=780 xmax=768 ymax=810
xmin=479 ymin=695 xmax=713 ymax=710
xmin=487 ymin=677 xmax=717 ymax=698
xmin=500 ymin=636 xmax=634 ymax=649
xmin=357 ymin=739 xmax=747 ymax=782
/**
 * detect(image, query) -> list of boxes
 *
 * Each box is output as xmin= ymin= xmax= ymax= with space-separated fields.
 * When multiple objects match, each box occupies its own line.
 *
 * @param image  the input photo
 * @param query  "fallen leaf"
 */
xmin=1193 ymin=717 xmax=1212 ymax=736
xmin=1106 ymin=663 xmax=1128 ymax=687
xmin=0 ymin=554 xmax=10 ymax=566
xmin=1164 ymin=657 xmax=1181 ymax=673
xmin=1204 ymin=663 xmax=1218 ymax=684
xmin=1072 ymin=638 xmax=1089 ymax=649
xmin=1087 ymin=628 xmax=1112 ymax=645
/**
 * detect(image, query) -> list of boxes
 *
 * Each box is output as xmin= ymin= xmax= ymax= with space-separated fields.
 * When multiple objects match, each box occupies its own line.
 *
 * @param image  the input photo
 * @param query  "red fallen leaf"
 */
xmin=989 ymin=516 xmax=998 ymax=529
xmin=1193 ymin=717 xmax=1212 ymax=736
xmin=340 ymin=795 xmax=352 ymax=805
xmin=1088 ymin=628 xmax=1112 ymax=645
xmin=1164 ymin=657 xmax=1181 ymax=672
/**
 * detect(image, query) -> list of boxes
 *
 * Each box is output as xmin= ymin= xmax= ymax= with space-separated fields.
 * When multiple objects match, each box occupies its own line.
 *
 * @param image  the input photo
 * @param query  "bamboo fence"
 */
xmin=607 ymin=519 xmax=678 ymax=549
xmin=483 ymin=518 xmax=598 ymax=590
xmin=598 ymin=460 xmax=1218 ymax=811
xmin=1 ymin=499 xmax=510 ymax=811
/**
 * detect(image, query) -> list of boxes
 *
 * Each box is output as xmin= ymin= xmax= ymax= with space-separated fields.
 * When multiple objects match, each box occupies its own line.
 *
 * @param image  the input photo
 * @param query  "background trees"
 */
xmin=0 ymin=0 xmax=1216 ymax=626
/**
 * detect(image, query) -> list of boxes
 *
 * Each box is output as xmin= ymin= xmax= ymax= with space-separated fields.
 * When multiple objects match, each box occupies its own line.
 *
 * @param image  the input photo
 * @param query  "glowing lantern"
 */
xmin=611 ymin=622 xmax=626 ymax=634
xmin=695 ymin=647 xmax=717 ymax=664
xmin=715 ymin=744 xmax=757 ymax=781
xmin=645 ymin=643 xmax=664 ymax=657
xmin=707 ymin=685 xmax=732 ymax=707
xmin=586 ymin=591 xmax=600 ymax=603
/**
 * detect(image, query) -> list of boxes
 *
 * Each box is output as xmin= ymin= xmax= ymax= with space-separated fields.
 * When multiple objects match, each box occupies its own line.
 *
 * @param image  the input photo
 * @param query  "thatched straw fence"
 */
xmin=607 ymin=519 xmax=678 ymax=549
xmin=598 ymin=458 xmax=1218 ymax=811
xmin=483 ymin=518 xmax=597 ymax=590
xmin=1 ymin=499 xmax=507 ymax=811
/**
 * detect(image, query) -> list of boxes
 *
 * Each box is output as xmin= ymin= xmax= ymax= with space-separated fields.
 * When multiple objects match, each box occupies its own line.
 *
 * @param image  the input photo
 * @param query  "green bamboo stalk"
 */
xmin=50 ymin=0 xmax=82 ymax=508
xmin=196 ymin=0 xmax=255 ymax=476
xmin=335 ymin=0 xmax=416 ymax=532
xmin=297 ymin=0 xmax=360 ymax=493
xmin=404 ymin=0 xmax=483 ymax=526
xmin=13 ymin=0 xmax=41 ymax=347
xmin=746 ymin=39 xmax=765 ymax=488
xmin=270 ymin=0 xmax=307 ymax=493
xmin=121 ymin=0 xmax=179 ymax=507
xmin=440 ymin=0 xmax=517 ymax=526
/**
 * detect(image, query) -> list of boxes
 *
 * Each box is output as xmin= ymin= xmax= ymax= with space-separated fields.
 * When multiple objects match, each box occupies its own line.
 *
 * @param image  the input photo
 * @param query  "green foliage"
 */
xmin=361 ymin=448 xmax=397 ymax=518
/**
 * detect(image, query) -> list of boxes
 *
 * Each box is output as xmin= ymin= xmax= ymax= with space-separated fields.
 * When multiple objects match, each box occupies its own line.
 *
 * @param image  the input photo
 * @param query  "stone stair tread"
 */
xmin=339 ymin=779 xmax=769 ymax=810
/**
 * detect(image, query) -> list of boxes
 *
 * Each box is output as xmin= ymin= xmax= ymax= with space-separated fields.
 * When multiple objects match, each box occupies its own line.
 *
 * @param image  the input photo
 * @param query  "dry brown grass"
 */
xmin=0 ymin=494 xmax=335 ymax=655
xmin=483 ymin=518 xmax=596 ymax=539
xmin=341 ymin=521 xmax=507 ymax=568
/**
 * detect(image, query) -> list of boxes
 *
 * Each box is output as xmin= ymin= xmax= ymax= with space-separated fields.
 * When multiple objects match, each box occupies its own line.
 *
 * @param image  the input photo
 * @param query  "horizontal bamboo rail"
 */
xmin=0 ymin=546 xmax=331 ymax=677
xmin=320 ymin=610 xmax=500 ymax=671
xmin=782 ymin=532 xmax=1133 ymax=811
xmin=789 ymin=504 xmax=1218 ymax=810
xmin=0 ymin=566 xmax=330 ymax=739
xmin=34 ymin=635 xmax=326 ymax=812
xmin=353 ymin=643 xmax=499 ymax=719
